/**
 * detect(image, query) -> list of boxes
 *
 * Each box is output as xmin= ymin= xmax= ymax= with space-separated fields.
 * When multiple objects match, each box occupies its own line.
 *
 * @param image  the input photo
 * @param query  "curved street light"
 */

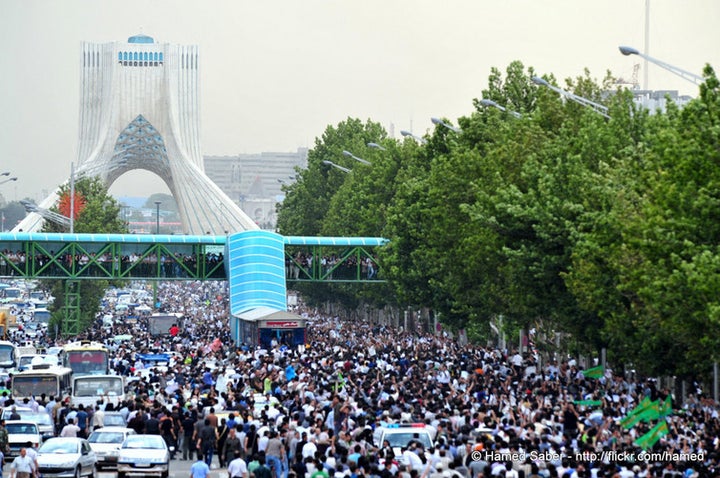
xmin=367 ymin=142 xmax=386 ymax=151
xmin=342 ymin=150 xmax=371 ymax=165
xmin=619 ymin=45 xmax=703 ymax=86
xmin=431 ymin=117 xmax=462 ymax=133
xmin=0 ymin=177 xmax=17 ymax=186
xmin=322 ymin=160 xmax=351 ymax=173
xmin=479 ymin=98 xmax=522 ymax=118
xmin=400 ymin=130 xmax=427 ymax=144
xmin=532 ymin=76 xmax=610 ymax=119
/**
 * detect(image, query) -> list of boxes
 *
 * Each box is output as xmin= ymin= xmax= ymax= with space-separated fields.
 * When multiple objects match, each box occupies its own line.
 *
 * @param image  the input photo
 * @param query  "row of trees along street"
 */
xmin=276 ymin=61 xmax=720 ymax=385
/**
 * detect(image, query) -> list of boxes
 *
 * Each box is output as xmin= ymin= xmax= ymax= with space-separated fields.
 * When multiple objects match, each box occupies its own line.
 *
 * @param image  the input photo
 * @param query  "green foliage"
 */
xmin=277 ymin=61 xmax=720 ymax=379
xmin=42 ymin=176 xmax=128 ymax=337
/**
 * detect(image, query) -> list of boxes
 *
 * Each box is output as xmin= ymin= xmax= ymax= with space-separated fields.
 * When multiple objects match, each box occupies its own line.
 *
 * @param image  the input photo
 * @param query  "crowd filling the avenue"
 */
xmin=0 ymin=281 xmax=717 ymax=478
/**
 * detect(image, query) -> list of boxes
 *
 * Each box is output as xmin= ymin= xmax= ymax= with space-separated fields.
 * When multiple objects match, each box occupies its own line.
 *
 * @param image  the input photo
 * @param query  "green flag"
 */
xmin=582 ymin=365 xmax=604 ymax=379
xmin=634 ymin=420 xmax=669 ymax=450
xmin=659 ymin=395 xmax=672 ymax=418
xmin=573 ymin=399 xmax=603 ymax=407
xmin=620 ymin=398 xmax=657 ymax=429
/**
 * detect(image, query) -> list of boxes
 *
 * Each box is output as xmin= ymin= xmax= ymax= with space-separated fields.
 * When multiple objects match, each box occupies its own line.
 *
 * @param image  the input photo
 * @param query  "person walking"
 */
xmin=217 ymin=418 xmax=229 ymax=467
xmin=160 ymin=412 xmax=177 ymax=459
xmin=0 ymin=419 xmax=9 ymax=461
xmin=265 ymin=431 xmax=285 ymax=478
xmin=9 ymin=447 xmax=35 ymax=478
xmin=222 ymin=426 xmax=242 ymax=469
xmin=181 ymin=411 xmax=196 ymax=460
xmin=227 ymin=450 xmax=249 ymax=478
xmin=60 ymin=418 xmax=80 ymax=437
xmin=190 ymin=456 xmax=211 ymax=478
xmin=197 ymin=418 xmax=218 ymax=468
xmin=253 ymin=454 xmax=273 ymax=478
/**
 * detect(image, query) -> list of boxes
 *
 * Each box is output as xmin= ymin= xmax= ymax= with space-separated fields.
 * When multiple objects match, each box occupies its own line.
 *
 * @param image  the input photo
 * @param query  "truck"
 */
xmin=148 ymin=313 xmax=183 ymax=336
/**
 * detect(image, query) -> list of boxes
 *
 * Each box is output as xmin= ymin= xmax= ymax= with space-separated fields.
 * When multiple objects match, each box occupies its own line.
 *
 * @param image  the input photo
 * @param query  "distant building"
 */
xmin=631 ymin=89 xmax=693 ymax=113
xmin=204 ymin=149 xmax=308 ymax=229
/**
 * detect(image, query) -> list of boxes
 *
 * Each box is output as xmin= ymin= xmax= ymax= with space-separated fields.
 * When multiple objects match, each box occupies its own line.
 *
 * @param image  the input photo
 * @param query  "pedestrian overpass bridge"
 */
xmin=0 ymin=231 xmax=386 ymax=283
xmin=0 ymin=230 xmax=387 ymax=337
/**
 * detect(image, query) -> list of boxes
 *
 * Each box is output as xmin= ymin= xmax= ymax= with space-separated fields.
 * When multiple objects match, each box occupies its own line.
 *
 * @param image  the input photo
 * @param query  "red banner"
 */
xmin=265 ymin=321 xmax=299 ymax=328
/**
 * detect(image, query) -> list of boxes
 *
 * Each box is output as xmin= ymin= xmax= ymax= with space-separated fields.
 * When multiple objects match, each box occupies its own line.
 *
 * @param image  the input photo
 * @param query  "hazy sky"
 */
xmin=1 ymin=0 xmax=718 ymax=201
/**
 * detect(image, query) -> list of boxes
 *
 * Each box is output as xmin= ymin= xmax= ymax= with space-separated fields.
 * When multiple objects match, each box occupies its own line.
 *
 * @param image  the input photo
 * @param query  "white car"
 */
xmin=36 ymin=437 xmax=97 ymax=478
xmin=375 ymin=423 xmax=436 ymax=469
xmin=87 ymin=426 xmax=136 ymax=470
xmin=5 ymin=420 xmax=42 ymax=461
xmin=117 ymin=434 xmax=170 ymax=478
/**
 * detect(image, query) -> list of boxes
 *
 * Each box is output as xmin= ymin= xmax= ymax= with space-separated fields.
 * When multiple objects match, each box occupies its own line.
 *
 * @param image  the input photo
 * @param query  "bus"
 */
xmin=63 ymin=340 xmax=110 ymax=376
xmin=11 ymin=364 xmax=73 ymax=400
xmin=0 ymin=340 xmax=18 ymax=369
xmin=1 ymin=287 xmax=24 ymax=304
xmin=71 ymin=374 xmax=125 ymax=409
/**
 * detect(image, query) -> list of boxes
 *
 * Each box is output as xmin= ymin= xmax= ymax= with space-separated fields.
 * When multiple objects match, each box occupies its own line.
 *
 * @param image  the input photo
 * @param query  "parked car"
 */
xmin=36 ymin=437 xmax=97 ymax=478
xmin=87 ymin=426 xmax=136 ymax=470
xmin=5 ymin=420 xmax=42 ymax=461
xmin=117 ymin=434 xmax=170 ymax=478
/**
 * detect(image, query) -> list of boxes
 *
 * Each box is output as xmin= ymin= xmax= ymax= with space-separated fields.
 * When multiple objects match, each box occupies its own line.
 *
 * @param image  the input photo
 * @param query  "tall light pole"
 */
xmin=367 ymin=142 xmax=386 ymax=151
xmin=0 ymin=177 xmax=17 ymax=186
xmin=154 ymin=201 xmax=162 ymax=234
xmin=153 ymin=200 xmax=162 ymax=310
xmin=342 ymin=150 xmax=371 ymax=165
xmin=532 ymin=76 xmax=611 ymax=119
xmin=618 ymin=45 xmax=703 ymax=86
xmin=431 ymin=117 xmax=462 ymax=133
xmin=400 ymin=130 xmax=427 ymax=144
xmin=479 ymin=99 xmax=522 ymax=118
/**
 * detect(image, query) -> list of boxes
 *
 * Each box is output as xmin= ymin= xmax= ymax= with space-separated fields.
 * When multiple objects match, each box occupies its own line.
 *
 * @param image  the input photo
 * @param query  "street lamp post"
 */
xmin=479 ymin=99 xmax=522 ymax=118
xmin=400 ymin=130 xmax=427 ymax=144
xmin=532 ymin=76 xmax=611 ymax=119
xmin=154 ymin=201 xmax=161 ymax=234
xmin=367 ymin=142 xmax=386 ymax=151
xmin=153 ymin=200 xmax=162 ymax=310
xmin=618 ymin=45 xmax=704 ymax=86
xmin=431 ymin=117 xmax=462 ymax=133
xmin=0 ymin=177 xmax=17 ymax=186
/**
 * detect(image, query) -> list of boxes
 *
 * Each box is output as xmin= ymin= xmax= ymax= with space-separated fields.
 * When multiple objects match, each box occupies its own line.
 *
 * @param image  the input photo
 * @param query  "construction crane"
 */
xmin=20 ymin=200 xmax=71 ymax=229
xmin=615 ymin=63 xmax=640 ymax=89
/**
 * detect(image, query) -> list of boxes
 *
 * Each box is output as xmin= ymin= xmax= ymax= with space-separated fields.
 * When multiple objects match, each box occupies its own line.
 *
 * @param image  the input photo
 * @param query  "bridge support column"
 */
xmin=63 ymin=280 xmax=81 ymax=337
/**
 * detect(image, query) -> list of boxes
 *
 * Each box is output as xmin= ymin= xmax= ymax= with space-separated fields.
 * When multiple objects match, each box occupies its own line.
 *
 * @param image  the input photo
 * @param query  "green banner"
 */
xmin=634 ymin=420 xmax=669 ymax=450
xmin=573 ymin=399 xmax=603 ymax=407
xmin=582 ymin=365 xmax=604 ymax=379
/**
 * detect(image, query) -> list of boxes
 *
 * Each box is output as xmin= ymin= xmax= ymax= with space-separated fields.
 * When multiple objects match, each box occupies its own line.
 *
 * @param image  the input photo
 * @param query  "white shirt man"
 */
xmin=227 ymin=452 xmax=249 ymax=478
xmin=10 ymin=447 xmax=36 ymax=478
xmin=60 ymin=419 xmax=81 ymax=437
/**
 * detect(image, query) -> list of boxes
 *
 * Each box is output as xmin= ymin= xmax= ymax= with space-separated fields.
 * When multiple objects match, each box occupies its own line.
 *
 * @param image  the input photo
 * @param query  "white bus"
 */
xmin=0 ymin=340 xmax=18 ymax=369
xmin=63 ymin=340 xmax=110 ymax=376
xmin=71 ymin=374 xmax=125 ymax=408
xmin=11 ymin=364 xmax=73 ymax=400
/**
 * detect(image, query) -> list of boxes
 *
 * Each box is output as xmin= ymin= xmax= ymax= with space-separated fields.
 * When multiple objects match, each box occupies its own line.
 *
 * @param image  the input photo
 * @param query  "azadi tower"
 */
xmin=16 ymin=34 xmax=258 ymax=234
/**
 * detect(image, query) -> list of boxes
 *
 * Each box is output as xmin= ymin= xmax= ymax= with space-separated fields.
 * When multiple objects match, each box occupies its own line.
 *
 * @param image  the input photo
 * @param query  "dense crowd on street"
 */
xmin=2 ymin=281 xmax=719 ymax=478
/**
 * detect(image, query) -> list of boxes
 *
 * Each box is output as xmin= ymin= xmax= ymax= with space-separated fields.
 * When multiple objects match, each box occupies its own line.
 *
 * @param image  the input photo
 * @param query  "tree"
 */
xmin=41 ymin=176 xmax=128 ymax=337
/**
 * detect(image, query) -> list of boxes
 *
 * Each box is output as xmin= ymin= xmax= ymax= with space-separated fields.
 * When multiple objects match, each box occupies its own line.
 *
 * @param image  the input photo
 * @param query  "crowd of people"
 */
xmin=2 ymin=280 xmax=719 ymax=478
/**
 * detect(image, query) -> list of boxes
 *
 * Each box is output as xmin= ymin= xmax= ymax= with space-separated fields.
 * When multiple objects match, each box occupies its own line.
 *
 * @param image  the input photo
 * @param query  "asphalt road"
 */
xmin=2 ymin=457 xmax=232 ymax=478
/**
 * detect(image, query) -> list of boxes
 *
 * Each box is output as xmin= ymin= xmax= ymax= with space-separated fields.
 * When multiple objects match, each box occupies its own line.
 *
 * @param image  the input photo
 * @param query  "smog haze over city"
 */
xmin=1 ymin=0 xmax=718 ymax=202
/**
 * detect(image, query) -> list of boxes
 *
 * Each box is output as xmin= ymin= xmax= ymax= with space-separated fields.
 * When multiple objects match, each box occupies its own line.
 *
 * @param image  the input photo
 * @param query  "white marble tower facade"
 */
xmin=16 ymin=34 xmax=258 ymax=234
